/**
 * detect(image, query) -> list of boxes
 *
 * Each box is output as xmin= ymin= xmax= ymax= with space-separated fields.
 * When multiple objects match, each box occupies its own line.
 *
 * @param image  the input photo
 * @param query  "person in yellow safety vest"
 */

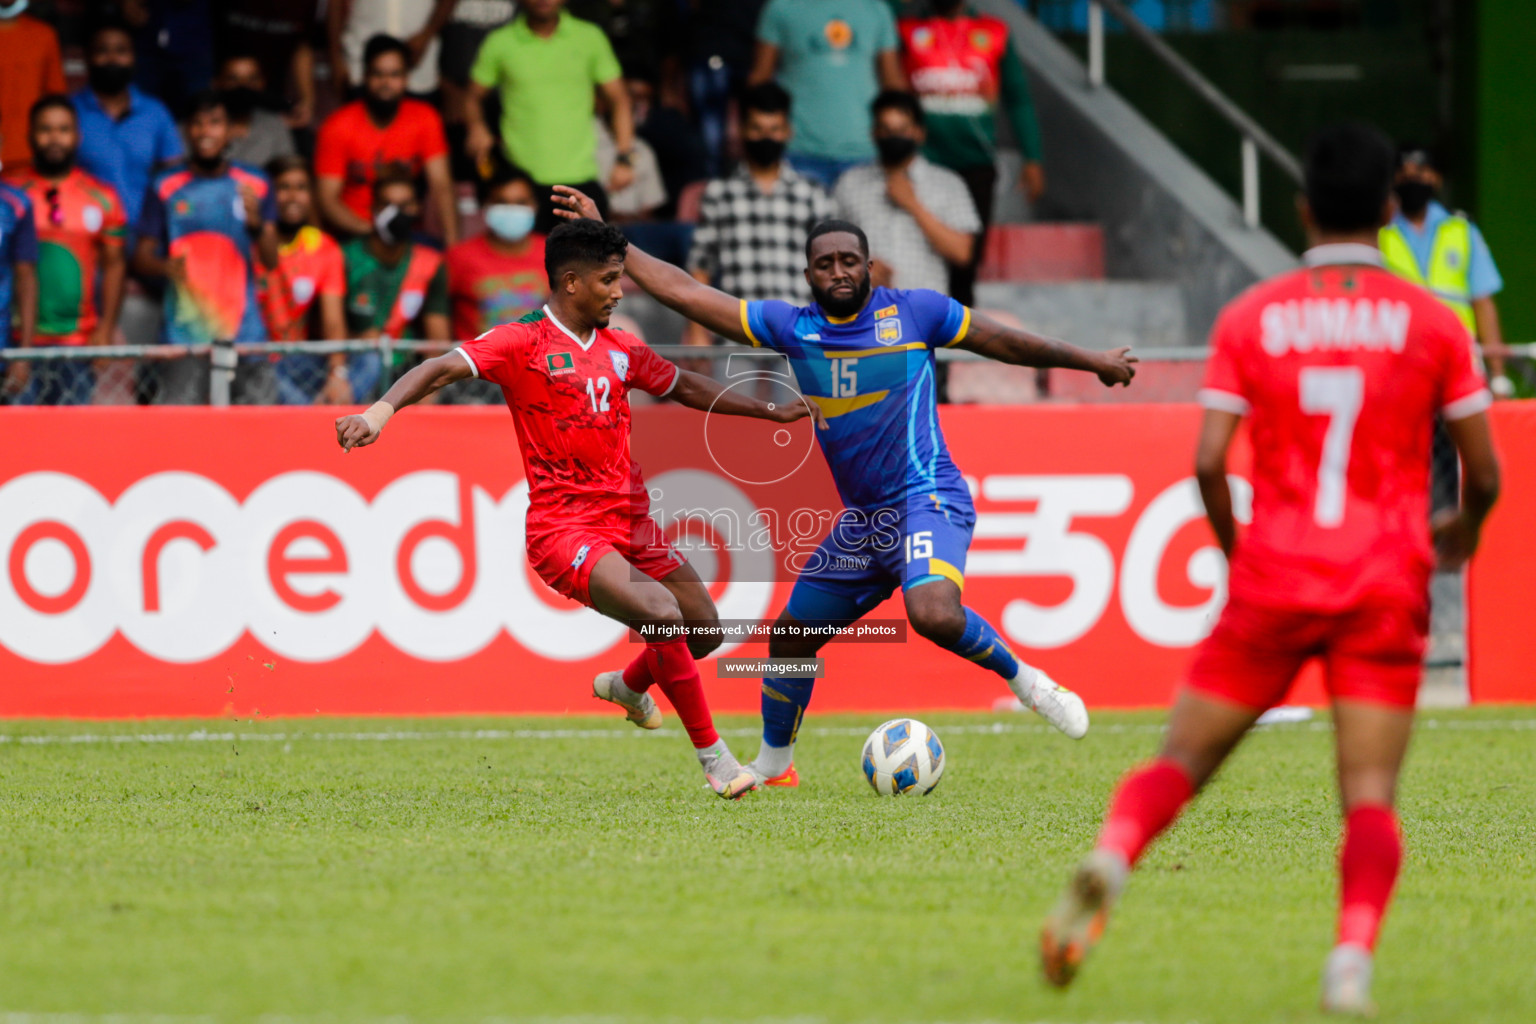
xmin=1379 ymin=144 xmax=1513 ymax=397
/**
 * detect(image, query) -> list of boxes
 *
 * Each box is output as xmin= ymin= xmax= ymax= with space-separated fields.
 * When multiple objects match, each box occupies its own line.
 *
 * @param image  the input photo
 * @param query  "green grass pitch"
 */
xmin=1 ymin=708 xmax=1532 ymax=1024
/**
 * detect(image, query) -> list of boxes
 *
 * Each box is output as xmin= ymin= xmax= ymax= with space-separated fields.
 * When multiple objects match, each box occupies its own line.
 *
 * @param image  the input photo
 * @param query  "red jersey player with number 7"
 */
xmin=335 ymin=219 xmax=824 ymax=799
xmin=1039 ymin=123 xmax=1501 ymax=1015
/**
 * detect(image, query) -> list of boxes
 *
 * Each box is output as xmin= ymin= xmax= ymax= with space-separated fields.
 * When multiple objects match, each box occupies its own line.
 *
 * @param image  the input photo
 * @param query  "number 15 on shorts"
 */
xmin=905 ymin=530 xmax=933 ymax=563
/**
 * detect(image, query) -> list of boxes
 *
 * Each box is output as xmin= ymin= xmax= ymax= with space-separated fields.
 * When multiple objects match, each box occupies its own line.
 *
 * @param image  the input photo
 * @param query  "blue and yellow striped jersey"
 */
xmin=742 ymin=287 xmax=972 ymax=512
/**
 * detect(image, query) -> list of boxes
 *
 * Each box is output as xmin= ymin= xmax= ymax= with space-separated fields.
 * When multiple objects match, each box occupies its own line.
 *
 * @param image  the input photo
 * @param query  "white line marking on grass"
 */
xmin=0 ymin=718 xmax=1532 ymax=748
xmin=0 ymin=1017 xmax=1170 ymax=1024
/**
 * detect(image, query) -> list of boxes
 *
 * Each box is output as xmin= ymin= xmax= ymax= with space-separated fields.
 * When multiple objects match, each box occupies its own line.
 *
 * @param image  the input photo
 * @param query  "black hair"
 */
xmin=476 ymin=159 xmax=536 ymax=207
xmin=266 ymin=154 xmax=311 ymax=181
xmin=218 ymin=50 xmax=265 ymax=74
xmin=1396 ymin=141 xmax=1439 ymax=173
xmin=86 ymin=14 xmax=134 ymax=50
xmin=740 ymin=81 xmax=791 ymax=121
xmin=363 ymin=34 xmax=412 ymax=74
xmin=29 ymin=93 xmax=77 ymax=127
xmin=1304 ymin=122 xmax=1396 ymax=234
xmin=185 ymin=90 xmax=229 ymax=119
xmin=545 ymin=218 xmax=628 ymax=288
xmin=871 ymin=89 xmax=924 ymax=128
xmin=371 ymin=161 xmax=418 ymax=201
xmin=805 ymin=219 xmax=869 ymax=261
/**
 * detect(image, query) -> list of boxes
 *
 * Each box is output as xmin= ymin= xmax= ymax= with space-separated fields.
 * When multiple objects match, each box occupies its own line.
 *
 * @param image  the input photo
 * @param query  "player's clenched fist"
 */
xmin=1094 ymin=347 xmax=1138 ymax=387
xmin=335 ymin=414 xmax=381 ymax=451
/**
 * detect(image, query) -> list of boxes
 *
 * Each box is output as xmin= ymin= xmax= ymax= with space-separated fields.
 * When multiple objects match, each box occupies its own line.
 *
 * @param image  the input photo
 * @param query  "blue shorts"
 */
xmin=786 ymin=493 xmax=975 ymax=624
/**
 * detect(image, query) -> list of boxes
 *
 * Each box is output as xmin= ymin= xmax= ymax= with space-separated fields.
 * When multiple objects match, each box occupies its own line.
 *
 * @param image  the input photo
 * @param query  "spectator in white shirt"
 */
xmin=329 ymin=0 xmax=458 ymax=99
xmin=833 ymin=89 xmax=979 ymax=293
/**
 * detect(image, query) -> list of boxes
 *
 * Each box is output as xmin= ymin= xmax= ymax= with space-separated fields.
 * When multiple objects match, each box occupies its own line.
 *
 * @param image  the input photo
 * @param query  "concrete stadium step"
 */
xmin=972 ymin=281 xmax=1187 ymax=349
xmin=949 ymin=281 xmax=1191 ymax=404
xmin=978 ymin=223 xmax=1105 ymax=282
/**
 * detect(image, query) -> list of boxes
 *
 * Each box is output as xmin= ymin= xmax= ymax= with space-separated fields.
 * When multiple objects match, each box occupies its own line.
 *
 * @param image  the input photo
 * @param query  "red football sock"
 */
xmin=1096 ymin=758 xmax=1195 ymax=866
xmin=1337 ymin=803 xmax=1402 ymax=951
xmin=621 ymin=649 xmax=655 ymax=694
xmin=647 ymin=637 xmax=719 ymax=749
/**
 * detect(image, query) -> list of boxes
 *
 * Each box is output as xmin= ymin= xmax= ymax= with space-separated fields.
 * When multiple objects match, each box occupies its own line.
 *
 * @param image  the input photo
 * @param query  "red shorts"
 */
xmin=526 ymin=514 xmax=685 ymax=608
xmin=1186 ymin=592 xmax=1429 ymax=710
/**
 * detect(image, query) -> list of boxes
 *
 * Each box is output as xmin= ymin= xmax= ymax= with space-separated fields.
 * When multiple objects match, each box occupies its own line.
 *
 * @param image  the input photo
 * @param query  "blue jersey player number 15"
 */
xmin=552 ymin=186 xmax=1137 ymax=788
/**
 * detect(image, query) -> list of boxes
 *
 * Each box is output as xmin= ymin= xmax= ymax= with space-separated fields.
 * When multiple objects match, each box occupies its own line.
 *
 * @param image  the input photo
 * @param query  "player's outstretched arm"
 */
xmin=669 ymin=369 xmax=828 ymax=429
xmin=957 ymin=312 xmax=1138 ymax=387
xmin=1434 ymin=411 xmax=1501 ymax=570
xmin=334 ymin=352 xmax=474 ymax=451
xmin=1193 ymin=409 xmax=1244 ymax=559
xmin=550 ymin=186 xmax=752 ymax=346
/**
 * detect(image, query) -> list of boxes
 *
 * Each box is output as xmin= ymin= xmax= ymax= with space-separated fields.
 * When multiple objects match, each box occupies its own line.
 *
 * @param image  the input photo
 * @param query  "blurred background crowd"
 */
xmin=0 ymin=0 xmax=1061 ymax=405
xmin=0 ymin=0 xmax=1511 ymax=406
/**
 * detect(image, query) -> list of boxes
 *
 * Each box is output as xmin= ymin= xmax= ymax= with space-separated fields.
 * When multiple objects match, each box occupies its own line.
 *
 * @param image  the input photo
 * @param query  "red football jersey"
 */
xmin=456 ymin=306 xmax=681 ymax=531
xmin=1200 ymin=244 xmax=1491 ymax=610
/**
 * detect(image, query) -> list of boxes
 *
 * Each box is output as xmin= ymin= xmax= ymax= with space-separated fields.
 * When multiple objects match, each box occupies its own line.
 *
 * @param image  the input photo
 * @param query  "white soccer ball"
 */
xmin=860 ymin=718 xmax=945 ymax=796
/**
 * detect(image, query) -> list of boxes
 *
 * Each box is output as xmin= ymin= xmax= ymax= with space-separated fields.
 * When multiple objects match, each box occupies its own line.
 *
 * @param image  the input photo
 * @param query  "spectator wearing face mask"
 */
xmin=314 ymin=34 xmax=457 ymax=245
xmin=342 ymin=164 xmax=451 ymax=399
xmin=446 ymin=165 xmax=547 ymax=342
xmin=73 ymin=17 xmax=184 ymax=235
xmin=684 ymin=81 xmax=833 ymax=354
xmin=258 ymin=155 xmax=350 ymax=405
xmin=202 ymin=53 xmax=297 ymax=169
xmin=217 ymin=0 xmax=322 ymax=132
xmin=0 ymin=3 xmax=65 ymax=176
xmin=132 ymin=91 xmax=279 ymax=404
xmin=833 ymin=89 xmax=978 ymax=293
xmin=1379 ymin=144 xmax=1510 ymax=397
xmin=6 ymin=95 xmax=128 ymax=405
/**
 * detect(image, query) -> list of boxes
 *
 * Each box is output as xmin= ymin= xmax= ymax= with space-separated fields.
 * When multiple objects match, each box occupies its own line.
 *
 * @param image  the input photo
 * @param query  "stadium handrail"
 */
xmin=1085 ymin=0 xmax=1303 ymax=227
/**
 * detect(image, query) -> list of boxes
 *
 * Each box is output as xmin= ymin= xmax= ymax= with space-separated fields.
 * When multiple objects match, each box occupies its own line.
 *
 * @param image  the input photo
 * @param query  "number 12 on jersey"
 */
xmin=586 ymin=376 xmax=611 ymax=413
xmin=1299 ymin=366 xmax=1364 ymax=528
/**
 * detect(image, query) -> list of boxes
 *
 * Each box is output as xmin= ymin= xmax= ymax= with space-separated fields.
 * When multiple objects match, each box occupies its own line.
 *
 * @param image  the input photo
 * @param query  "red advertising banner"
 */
xmin=1467 ymin=402 xmax=1536 ymax=703
xmin=0 ymin=403 xmax=1525 ymax=717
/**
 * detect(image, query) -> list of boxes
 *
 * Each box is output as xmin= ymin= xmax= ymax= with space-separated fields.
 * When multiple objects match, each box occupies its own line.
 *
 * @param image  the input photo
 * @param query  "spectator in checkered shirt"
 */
xmin=683 ymin=82 xmax=834 ymax=349
xmin=833 ymin=89 xmax=979 ymax=293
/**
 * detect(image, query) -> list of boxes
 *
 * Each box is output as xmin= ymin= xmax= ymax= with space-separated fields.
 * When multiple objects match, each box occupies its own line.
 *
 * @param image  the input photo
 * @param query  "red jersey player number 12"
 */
xmin=333 ymin=218 xmax=825 ymax=802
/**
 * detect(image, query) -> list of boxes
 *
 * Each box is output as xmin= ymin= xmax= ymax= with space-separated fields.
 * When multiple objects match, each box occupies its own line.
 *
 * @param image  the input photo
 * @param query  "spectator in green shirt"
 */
xmin=463 ymin=0 xmax=637 ymax=233
xmin=342 ymin=165 xmax=451 ymax=399
xmin=749 ymin=0 xmax=907 ymax=190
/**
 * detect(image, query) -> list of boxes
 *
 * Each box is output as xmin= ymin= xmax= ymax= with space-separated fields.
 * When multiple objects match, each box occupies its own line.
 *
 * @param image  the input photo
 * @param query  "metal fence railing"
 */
xmin=4 ymin=340 xmax=1534 ymax=408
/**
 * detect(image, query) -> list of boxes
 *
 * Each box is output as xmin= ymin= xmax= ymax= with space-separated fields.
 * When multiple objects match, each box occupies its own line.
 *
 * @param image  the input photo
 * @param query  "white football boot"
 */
xmin=1040 ymin=848 xmax=1129 ymax=987
xmin=1320 ymin=944 xmax=1375 ymax=1016
xmin=592 ymin=670 xmax=662 ymax=729
xmin=1014 ymin=666 xmax=1090 ymax=739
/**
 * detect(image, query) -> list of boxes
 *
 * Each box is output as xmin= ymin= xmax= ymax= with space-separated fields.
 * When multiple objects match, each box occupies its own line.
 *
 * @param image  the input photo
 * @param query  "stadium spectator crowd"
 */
xmin=0 ymin=0 xmax=1047 ymax=406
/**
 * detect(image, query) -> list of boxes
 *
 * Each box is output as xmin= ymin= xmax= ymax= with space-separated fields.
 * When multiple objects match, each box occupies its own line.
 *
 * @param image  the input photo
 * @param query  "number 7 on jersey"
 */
xmin=1299 ymin=366 xmax=1364 ymax=528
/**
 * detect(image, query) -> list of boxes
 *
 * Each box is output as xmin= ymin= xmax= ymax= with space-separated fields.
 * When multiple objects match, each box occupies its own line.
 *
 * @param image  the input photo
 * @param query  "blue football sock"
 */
xmin=945 ymin=607 xmax=1022 ymax=681
xmin=761 ymin=676 xmax=815 ymax=750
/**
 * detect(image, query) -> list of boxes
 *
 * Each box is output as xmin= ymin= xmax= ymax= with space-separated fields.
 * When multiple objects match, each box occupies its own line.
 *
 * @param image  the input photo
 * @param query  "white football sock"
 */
xmin=753 ymin=738 xmax=793 ymax=778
